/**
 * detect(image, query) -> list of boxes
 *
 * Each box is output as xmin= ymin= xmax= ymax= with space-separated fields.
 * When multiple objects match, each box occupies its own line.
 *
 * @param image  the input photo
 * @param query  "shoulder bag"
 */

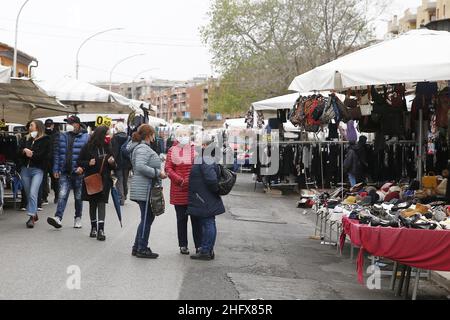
xmin=150 ymin=178 xmax=165 ymax=217
xmin=84 ymin=150 xmax=106 ymax=196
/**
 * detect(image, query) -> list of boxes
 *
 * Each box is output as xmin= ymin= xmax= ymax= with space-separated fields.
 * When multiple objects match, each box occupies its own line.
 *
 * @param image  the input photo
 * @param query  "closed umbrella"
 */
xmin=111 ymin=178 xmax=123 ymax=228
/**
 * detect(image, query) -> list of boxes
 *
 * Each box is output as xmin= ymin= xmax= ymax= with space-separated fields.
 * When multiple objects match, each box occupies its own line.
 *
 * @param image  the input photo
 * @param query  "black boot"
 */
xmin=180 ymin=247 xmax=190 ymax=255
xmin=90 ymin=227 xmax=98 ymax=238
xmin=97 ymin=229 xmax=106 ymax=241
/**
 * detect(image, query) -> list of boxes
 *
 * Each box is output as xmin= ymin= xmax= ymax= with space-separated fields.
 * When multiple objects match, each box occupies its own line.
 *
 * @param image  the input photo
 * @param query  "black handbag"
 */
xmin=217 ymin=164 xmax=237 ymax=196
xmin=150 ymin=179 xmax=165 ymax=217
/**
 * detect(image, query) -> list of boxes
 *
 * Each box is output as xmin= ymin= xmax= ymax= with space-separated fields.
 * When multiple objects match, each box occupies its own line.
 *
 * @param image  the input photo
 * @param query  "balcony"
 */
xmin=405 ymin=12 xmax=417 ymax=23
xmin=426 ymin=1 xmax=437 ymax=12
xmin=388 ymin=24 xmax=399 ymax=34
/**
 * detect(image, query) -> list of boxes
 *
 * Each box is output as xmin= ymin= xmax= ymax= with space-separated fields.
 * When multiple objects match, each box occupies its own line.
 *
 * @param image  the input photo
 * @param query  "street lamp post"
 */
xmin=76 ymin=27 xmax=123 ymax=80
xmin=109 ymin=54 xmax=145 ymax=92
xmin=13 ymin=0 xmax=31 ymax=77
xmin=131 ymin=68 xmax=158 ymax=100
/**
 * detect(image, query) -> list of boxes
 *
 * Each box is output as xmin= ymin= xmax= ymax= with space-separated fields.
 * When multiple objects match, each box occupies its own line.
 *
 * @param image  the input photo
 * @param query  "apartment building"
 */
xmin=0 ymin=42 xmax=38 ymax=77
xmin=147 ymin=82 xmax=211 ymax=122
xmin=387 ymin=0 xmax=450 ymax=37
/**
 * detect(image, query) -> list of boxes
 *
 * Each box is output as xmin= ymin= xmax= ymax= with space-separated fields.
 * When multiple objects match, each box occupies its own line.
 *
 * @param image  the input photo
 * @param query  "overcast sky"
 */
xmin=0 ymin=0 xmax=423 ymax=84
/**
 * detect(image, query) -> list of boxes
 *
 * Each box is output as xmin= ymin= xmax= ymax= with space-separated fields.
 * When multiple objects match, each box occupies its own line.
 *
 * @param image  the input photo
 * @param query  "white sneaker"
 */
xmin=74 ymin=217 xmax=82 ymax=229
xmin=47 ymin=216 xmax=62 ymax=229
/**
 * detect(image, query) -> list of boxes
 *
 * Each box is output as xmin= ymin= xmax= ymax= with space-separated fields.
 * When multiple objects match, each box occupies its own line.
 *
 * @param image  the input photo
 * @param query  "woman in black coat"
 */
xmin=187 ymin=137 xmax=225 ymax=261
xmin=78 ymin=126 xmax=116 ymax=241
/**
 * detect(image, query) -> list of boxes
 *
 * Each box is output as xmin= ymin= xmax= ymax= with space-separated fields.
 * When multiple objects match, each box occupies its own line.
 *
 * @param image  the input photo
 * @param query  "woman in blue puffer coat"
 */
xmin=187 ymin=135 xmax=225 ymax=261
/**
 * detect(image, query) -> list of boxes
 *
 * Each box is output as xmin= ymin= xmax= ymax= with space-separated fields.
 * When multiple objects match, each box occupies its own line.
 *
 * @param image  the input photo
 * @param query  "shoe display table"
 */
xmin=340 ymin=217 xmax=450 ymax=299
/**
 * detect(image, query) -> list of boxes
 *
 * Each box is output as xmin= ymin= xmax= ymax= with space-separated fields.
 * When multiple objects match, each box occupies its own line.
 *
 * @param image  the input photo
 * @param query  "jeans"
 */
xmin=134 ymin=201 xmax=156 ymax=252
xmin=55 ymin=174 xmax=83 ymax=220
xmin=20 ymin=167 xmax=44 ymax=217
xmin=175 ymin=205 xmax=202 ymax=249
xmin=348 ymin=174 xmax=357 ymax=187
xmin=200 ymin=216 xmax=217 ymax=254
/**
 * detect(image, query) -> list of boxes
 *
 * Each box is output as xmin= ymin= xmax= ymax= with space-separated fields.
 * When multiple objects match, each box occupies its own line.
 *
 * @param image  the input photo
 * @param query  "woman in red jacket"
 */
xmin=166 ymin=127 xmax=202 ymax=255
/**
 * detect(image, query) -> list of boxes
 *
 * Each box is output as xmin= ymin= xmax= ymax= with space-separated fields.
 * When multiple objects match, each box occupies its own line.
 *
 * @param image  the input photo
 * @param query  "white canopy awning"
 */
xmin=0 ymin=78 xmax=71 ymax=124
xmin=38 ymin=77 xmax=133 ymax=114
xmin=224 ymin=118 xmax=248 ymax=129
xmin=289 ymin=29 xmax=450 ymax=92
xmin=0 ymin=65 xmax=11 ymax=84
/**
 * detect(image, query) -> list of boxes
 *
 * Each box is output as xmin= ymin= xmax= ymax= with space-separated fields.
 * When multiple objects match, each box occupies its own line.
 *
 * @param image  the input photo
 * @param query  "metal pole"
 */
xmin=13 ymin=0 xmax=31 ymax=77
xmin=341 ymin=142 xmax=344 ymax=199
xmin=109 ymin=54 xmax=145 ymax=92
xmin=75 ymin=28 xmax=124 ymax=80
xmin=418 ymin=109 xmax=423 ymax=187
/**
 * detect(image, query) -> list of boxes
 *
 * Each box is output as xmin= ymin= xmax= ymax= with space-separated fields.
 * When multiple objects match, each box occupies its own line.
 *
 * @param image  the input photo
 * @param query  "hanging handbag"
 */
xmin=150 ymin=179 xmax=165 ymax=217
xmin=84 ymin=154 xmax=106 ymax=196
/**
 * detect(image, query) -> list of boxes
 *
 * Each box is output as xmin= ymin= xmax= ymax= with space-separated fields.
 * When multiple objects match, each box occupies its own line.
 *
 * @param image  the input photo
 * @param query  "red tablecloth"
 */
xmin=341 ymin=217 xmax=450 ymax=284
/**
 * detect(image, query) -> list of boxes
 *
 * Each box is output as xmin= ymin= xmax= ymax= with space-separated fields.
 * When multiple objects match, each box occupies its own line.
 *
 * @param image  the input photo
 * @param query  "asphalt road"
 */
xmin=0 ymin=173 xmax=448 ymax=300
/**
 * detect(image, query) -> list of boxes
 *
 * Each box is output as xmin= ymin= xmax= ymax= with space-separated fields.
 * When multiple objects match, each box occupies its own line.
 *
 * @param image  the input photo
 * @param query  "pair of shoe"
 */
xmin=180 ymin=247 xmax=190 ymax=255
xmin=133 ymin=247 xmax=159 ymax=259
xmin=190 ymin=251 xmax=215 ymax=261
xmin=90 ymin=227 xmax=106 ymax=241
xmin=47 ymin=217 xmax=82 ymax=229
xmin=26 ymin=215 xmax=39 ymax=229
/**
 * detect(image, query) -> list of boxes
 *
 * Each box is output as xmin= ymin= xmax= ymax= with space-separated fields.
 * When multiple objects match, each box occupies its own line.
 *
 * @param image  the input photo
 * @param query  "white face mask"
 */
xmin=66 ymin=124 xmax=74 ymax=132
xmin=30 ymin=131 xmax=38 ymax=139
xmin=178 ymin=136 xmax=190 ymax=146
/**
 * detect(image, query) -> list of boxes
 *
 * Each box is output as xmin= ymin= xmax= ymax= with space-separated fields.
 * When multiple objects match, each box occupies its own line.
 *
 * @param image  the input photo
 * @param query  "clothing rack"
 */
xmin=256 ymin=139 xmax=417 ymax=193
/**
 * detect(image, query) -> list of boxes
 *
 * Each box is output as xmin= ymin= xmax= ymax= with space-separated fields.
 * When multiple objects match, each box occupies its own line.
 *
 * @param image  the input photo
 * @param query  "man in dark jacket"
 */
xmin=47 ymin=116 xmax=89 ymax=229
xmin=111 ymin=122 xmax=130 ymax=205
xmin=344 ymin=136 xmax=368 ymax=187
xmin=42 ymin=119 xmax=60 ymax=204
xmin=187 ymin=136 xmax=225 ymax=261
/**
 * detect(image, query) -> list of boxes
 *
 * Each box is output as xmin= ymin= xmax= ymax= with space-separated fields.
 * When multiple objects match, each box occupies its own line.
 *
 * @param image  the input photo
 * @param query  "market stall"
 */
xmin=0 ymin=78 xmax=71 ymax=123
xmin=285 ymin=29 xmax=450 ymax=300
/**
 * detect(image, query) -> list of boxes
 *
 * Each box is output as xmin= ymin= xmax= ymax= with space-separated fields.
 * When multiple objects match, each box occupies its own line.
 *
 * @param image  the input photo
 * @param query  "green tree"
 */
xmin=202 ymin=0 xmax=389 ymax=114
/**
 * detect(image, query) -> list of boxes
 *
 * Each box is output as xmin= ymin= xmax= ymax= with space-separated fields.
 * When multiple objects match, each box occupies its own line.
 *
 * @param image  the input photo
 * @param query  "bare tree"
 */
xmin=202 ymin=0 xmax=390 ymax=114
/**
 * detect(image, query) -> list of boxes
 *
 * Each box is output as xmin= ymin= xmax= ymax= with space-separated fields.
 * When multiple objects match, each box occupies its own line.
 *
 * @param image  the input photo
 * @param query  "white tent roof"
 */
xmin=0 ymin=65 xmax=11 ymax=84
xmin=289 ymin=29 xmax=450 ymax=92
xmin=38 ymin=77 xmax=134 ymax=114
xmin=252 ymin=91 xmax=345 ymax=111
xmin=224 ymin=118 xmax=248 ymax=129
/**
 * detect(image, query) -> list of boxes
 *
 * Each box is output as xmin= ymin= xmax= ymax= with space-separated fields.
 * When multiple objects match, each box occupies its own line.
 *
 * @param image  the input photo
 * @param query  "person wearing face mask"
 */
xmin=77 ymin=126 xmax=116 ymax=241
xmin=48 ymin=116 xmax=89 ymax=230
xmin=165 ymin=127 xmax=202 ymax=255
xmin=126 ymin=124 xmax=168 ymax=259
xmin=18 ymin=120 xmax=51 ymax=228
xmin=41 ymin=119 xmax=60 ymax=204
xmin=187 ymin=134 xmax=225 ymax=261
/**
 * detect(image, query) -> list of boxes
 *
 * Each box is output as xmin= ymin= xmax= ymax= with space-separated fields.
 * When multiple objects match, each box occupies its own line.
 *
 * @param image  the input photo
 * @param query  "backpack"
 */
xmin=120 ymin=137 xmax=132 ymax=164
xmin=289 ymin=96 xmax=306 ymax=127
xmin=320 ymin=97 xmax=336 ymax=124
xmin=304 ymin=98 xmax=321 ymax=132
xmin=217 ymin=164 xmax=237 ymax=196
